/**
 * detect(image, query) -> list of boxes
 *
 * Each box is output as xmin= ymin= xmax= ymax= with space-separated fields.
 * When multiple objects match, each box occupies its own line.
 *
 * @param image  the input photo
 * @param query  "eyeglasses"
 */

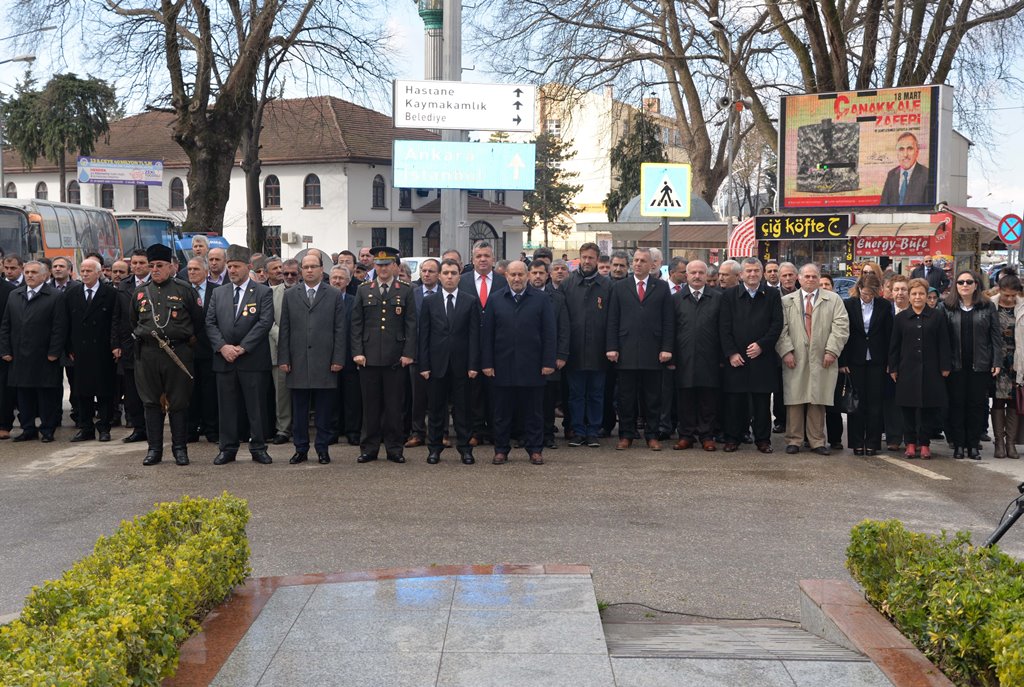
xmin=282 ymin=272 xmax=298 ymax=277
xmin=956 ymin=280 xmax=975 ymax=285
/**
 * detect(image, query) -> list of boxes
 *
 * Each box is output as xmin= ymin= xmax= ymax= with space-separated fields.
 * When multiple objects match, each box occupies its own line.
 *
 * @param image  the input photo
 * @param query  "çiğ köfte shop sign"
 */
xmin=755 ymin=214 xmax=851 ymax=240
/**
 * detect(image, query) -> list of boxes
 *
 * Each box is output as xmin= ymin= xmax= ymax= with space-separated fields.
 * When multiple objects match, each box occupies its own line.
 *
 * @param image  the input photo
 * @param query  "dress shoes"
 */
xmin=673 ymin=438 xmax=692 ymax=450
xmin=864 ymin=449 xmax=877 ymax=456
xmin=830 ymin=443 xmax=844 ymax=451
xmin=187 ymin=433 xmax=200 ymax=443
xmin=172 ymin=448 xmax=190 ymax=466
xmin=251 ymin=450 xmax=273 ymax=465
xmin=98 ymin=431 xmax=111 ymax=442
xmin=461 ymin=452 xmax=475 ymax=465
xmin=953 ymin=446 xmax=965 ymax=459
xmin=206 ymin=434 xmax=220 ymax=444
xmin=347 ymin=435 xmax=360 ymax=446
xmin=544 ymin=438 xmax=557 ymax=449
xmin=785 ymin=445 xmax=800 ymax=455
xmin=772 ymin=423 xmax=785 ymax=434
xmin=40 ymin=434 xmax=54 ymax=443
xmin=587 ymin=437 xmax=600 ymax=448
xmin=813 ymin=446 xmax=832 ymax=456
xmin=723 ymin=442 xmax=739 ymax=452
xmin=213 ymin=452 xmax=237 ymax=465
xmin=530 ymin=452 xmax=545 ymax=465
xmin=404 ymin=436 xmax=424 ymax=448
xmin=853 ymin=448 xmax=865 ymax=456
xmin=271 ymin=433 xmax=291 ymax=445
xmin=426 ymin=451 xmax=441 ymax=464
xmin=386 ymin=454 xmax=406 ymax=464
xmin=616 ymin=438 xmax=632 ymax=450
xmin=702 ymin=440 xmax=716 ymax=452
xmin=468 ymin=436 xmax=480 ymax=447
xmin=142 ymin=450 xmax=163 ymax=466
xmin=967 ymin=446 xmax=982 ymax=460
xmin=123 ymin=429 xmax=147 ymax=443
xmin=70 ymin=430 xmax=95 ymax=442
xmin=12 ymin=431 xmax=38 ymax=443
xmin=647 ymin=438 xmax=662 ymax=451
xmin=357 ymin=453 xmax=378 ymax=463
xmin=317 ymin=450 xmax=330 ymax=464
xmin=756 ymin=441 xmax=774 ymax=454
xmin=289 ymin=451 xmax=308 ymax=464
xmin=492 ymin=452 xmax=508 ymax=465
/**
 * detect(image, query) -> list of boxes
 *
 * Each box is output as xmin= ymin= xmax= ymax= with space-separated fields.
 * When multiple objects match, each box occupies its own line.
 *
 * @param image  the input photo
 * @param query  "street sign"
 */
xmin=392 ymin=140 xmax=536 ymax=190
xmin=998 ymin=213 xmax=1023 ymax=245
xmin=640 ymin=163 xmax=692 ymax=217
xmin=393 ymin=80 xmax=536 ymax=132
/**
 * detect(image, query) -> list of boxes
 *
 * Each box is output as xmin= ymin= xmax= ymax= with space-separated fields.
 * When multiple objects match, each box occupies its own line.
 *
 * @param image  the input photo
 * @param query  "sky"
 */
xmin=1 ymin=3 xmax=1023 ymax=221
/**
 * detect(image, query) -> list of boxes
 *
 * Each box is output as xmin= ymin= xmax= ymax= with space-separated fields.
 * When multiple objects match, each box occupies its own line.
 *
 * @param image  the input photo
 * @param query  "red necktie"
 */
xmin=637 ymin=280 xmax=645 ymax=302
xmin=479 ymin=274 xmax=488 ymax=308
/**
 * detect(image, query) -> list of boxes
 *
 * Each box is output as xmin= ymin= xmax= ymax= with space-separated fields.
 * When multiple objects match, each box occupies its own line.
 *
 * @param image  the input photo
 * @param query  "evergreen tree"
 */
xmin=522 ymin=132 xmax=582 ymax=245
xmin=605 ymin=110 xmax=665 ymax=221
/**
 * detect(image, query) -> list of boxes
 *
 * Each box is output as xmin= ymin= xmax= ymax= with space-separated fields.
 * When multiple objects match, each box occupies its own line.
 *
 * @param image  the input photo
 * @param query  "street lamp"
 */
xmin=0 ymin=54 xmax=36 ymax=196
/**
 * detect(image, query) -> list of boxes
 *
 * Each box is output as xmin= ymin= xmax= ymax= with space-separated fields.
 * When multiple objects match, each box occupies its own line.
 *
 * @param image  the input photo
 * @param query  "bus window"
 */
xmin=93 ymin=213 xmax=119 ymax=262
xmin=54 ymin=206 xmax=77 ymax=249
xmin=118 ymin=218 xmax=140 ymax=254
xmin=139 ymin=218 xmax=172 ymax=248
xmin=36 ymin=204 xmax=60 ymax=249
xmin=70 ymin=207 xmax=98 ymax=255
xmin=0 ymin=207 xmax=26 ymax=257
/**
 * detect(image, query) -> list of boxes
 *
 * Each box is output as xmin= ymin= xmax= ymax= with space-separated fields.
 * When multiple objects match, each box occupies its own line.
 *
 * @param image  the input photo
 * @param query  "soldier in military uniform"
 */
xmin=350 ymin=246 xmax=417 ymax=463
xmin=130 ymin=243 xmax=203 ymax=466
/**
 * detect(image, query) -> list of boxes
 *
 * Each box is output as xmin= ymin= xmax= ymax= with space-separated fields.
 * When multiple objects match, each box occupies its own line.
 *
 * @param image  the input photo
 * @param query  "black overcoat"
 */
xmin=64 ymin=281 xmax=117 ymax=397
xmin=889 ymin=306 xmax=952 ymax=408
xmin=563 ymin=270 xmax=612 ymax=371
xmin=0 ymin=283 xmax=68 ymax=388
xmin=673 ymin=287 xmax=722 ymax=388
xmin=719 ymin=284 xmax=783 ymax=393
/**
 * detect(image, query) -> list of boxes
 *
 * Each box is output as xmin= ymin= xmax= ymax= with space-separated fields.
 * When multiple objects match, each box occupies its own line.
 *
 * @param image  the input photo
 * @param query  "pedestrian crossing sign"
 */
xmin=640 ymin=163 xmax=692 ymax=217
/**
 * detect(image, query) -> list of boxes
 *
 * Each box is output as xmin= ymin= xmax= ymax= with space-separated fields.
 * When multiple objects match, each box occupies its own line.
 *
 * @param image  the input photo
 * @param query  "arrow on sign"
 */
xmin=507 ymin=153 xmax=526 ymax=181
xmin=513 ymin=101 xmax=523 ymax=110
xmin=513 ymin=88 xmax=523 ymax=97
xmin=513 ymin=115 xmax=522 ymax=125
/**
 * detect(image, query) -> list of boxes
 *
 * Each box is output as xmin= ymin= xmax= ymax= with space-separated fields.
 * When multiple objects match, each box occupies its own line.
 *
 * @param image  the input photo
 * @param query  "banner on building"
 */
xmin=77 ymin=157 xmax=164 ymax=186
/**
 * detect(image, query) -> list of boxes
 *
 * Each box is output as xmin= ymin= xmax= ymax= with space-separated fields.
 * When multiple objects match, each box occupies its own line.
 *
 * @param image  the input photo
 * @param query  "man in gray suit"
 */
xmin=268 ymin=277 xmax=292 ymax=445
xmin=278 ymin=252 xmax=347 ymax=464
xmin=206 ymin=244 xmax=275 ymax=465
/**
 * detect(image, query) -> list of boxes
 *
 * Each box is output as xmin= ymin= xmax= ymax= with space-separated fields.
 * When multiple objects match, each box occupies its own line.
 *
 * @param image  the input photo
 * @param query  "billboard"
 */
xmin=77 ymin=157 xmax=163 ymax=186
xmin=778 ymin=86 xmax=948 ymax=210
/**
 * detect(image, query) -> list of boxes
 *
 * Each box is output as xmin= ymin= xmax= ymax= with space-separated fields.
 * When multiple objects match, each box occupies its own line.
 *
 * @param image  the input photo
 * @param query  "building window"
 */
xmin=303 ymin=174 xmax=321 ymax=208
xmin=399 ymin=227 xmax=413 ymax=258
xmin=264 ymin=175 xmax=281 ymax=208
xmin=468 ymin=189 xmax=483 ymax=198
xmin=265 ymin=225 xmax=282 ymax=256
xmin=169 ymin=178 xmax=185 ymax=210
xmin=66 ymin=181 xmax=81 ymax=204
xmin=545 ymin=119 xmax=562 ymax=137
xmin=495 ymin=190 xmax=506 ymax=205
xmin=134 ymin=184 xmax=150 ymax=210
xmin=371 ymin=227 xmax=387 ymax=247
xmin=372 ymin=174 xmax=386 ymax=209
xmin=35 ymin=182 xmax=48 ymax=200
xmin=424 ymin=222 xmax=440 ymax=256
xmin=4 ymin=182 xmax=16 ymax=198
xmin=100 ymin=184 xmax=114 ymax=209
xmin=399 ymin=187 xmax=412 ymax=210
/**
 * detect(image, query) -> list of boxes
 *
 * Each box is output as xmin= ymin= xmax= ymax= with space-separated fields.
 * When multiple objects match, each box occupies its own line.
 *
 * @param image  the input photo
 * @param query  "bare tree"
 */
xmin=9 ymin=0 xmax=393 ymax=236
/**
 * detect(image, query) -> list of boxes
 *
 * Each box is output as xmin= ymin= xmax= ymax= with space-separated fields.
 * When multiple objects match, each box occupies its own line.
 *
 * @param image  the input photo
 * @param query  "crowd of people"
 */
xmin=0 ymin=236 xmax=1019 ymax=466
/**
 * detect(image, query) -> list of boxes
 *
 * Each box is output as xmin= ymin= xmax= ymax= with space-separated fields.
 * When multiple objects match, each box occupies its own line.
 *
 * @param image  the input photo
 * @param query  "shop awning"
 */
xmin=847 ymin=223 xmax=939 ymax=237
xmin=637 ymin=223 xmax=729 ymax=248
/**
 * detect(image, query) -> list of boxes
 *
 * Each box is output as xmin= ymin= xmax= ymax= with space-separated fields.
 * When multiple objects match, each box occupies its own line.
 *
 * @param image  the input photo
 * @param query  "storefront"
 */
xmin=755 ymin=213 xmax=851 ymax=273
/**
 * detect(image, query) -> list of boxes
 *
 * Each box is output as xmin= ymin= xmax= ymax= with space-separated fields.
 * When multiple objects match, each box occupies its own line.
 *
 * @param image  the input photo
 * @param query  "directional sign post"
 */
xmin=393 ymin=140 xmax=536 ymax=190
xmin=393 ymin=80 xmax=536 ymax=132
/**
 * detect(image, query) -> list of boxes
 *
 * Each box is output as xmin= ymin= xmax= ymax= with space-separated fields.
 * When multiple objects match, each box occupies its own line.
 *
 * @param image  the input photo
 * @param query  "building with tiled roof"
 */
xmin=1 ymin=96 xmax=525 ymax=259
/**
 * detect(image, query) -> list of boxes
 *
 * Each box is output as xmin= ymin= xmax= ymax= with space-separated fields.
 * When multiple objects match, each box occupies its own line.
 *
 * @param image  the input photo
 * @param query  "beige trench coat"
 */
xmin=775 ymin=288 xmax=850 ymax=406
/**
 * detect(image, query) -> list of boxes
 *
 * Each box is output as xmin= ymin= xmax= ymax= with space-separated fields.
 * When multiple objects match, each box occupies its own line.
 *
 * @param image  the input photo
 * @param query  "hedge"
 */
xmin=847 ymin=519 xmax=1024 ymax=687
xmin=0 ymin=493 xmax=250 ymax=686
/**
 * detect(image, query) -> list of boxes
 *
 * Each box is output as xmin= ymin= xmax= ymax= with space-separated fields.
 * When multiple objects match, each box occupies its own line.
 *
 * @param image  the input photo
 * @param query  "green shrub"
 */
xmin=847 ymin=519 xmax=1024 ymax=687
xmin=0 ymin=493 xmax=250 ymax=686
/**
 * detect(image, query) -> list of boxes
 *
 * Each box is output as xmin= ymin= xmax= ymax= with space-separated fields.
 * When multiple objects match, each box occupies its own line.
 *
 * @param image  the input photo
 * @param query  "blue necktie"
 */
xmin=898 ymin=170 xmax=909 ymax=204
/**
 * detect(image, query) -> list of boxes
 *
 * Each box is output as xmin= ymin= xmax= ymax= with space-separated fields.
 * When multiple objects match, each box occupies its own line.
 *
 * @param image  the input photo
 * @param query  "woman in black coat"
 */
xmin=839 ymin=273 xmax=893 ymax=455
xmin=889 ymin=278 xmax=951 ymax=459
xmin=943 ymin=269 xmax=1002 ymax=459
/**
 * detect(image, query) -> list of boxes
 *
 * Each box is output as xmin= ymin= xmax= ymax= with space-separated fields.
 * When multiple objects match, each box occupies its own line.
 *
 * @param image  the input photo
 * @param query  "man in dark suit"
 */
xmin=672 ymin=260 xmax=722 ymax=451
xmin=350 ymin=246 xmax=417 ymax=464
xmin=328 ymin=265 xmax=361 ymax=445
xmin=279 ymin=252 xmax=346 ymax=464
xmin=530 ymin=261 xmax=570 ymax=449
xmin=481 ymin=260 xmax=556 ymax=465
xmin=606 ymin=248 xmax=674 ymax=451
xmin=419 ymin=258 xmax=480 ymax=464
xmin=910 ymin=256 xmax=950 ymax=292
xmin=185 ymin=257 xmax=219 ymax=442
xmin=879 ymin=132 xmax=931 ymax=205
xmin=65 ymin=258 xmax=118 ymax=442
xmin=205 ymin=244 xmax=275 ymax=465
xmin=719 ymin=257 xmax=784 ymax=453
xmin=0 ymin=261 xmax=68 ymax=442
xmin=0 ymin=277 xmax=15 ymax=439
xmin=112 ymin=249 xmax=151 ymax=443
xmin=405 ymin=257 xmax=441 ymax=448
xmin=460 ymin=240 xmax=508 ymax=445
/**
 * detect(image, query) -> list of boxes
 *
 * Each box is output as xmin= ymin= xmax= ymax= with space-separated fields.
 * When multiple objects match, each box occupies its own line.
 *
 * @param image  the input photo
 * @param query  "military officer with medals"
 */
xmin=350 ymin=246 xmax=417 ymax=464
xmin=130 ymin=243 xmax=203 ymax=466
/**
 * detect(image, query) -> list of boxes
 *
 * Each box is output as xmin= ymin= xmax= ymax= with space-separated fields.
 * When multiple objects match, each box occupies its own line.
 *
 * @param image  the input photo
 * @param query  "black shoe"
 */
xmin=387 ymin=454 xmax=406 ymax=464
xmin=829 ymin=443 xmax=843 ymax=451
xmin=187 ymin=434 xmax=200 ymax=444
xmin=357 ymin=453 xmax=378 ymax=463
xmin=206 ymin=434 xmax=219 ymax=443
xmin=317 ymin=450 xmax=330 ymax=464
xmin=213 ymin=452 xmax=236 ymax=465
xmin=70 ymin=430 xmax=95 ymax=442
xmin=289 ymin=451 xmax=308 ymax=464
xmin=461 ymin=452 xmax=475 ymax=465
xmin=40 ymin=434 xmax=54 ymax=443
xmin=813 ymin=446 xmax=832 ymax=456
xmin=968 ymin=447 xmax=982 ymax=460
xmin=347 ymin=435 xmax=361 ymax=446
xmin=143 ymin=450 xmax=163 ymax=466
xmin=586 ymin=437 xmax=600 ymax=448
xmin=865 ymin=449 xmax=877 ymax=456
xmin=544 ymin=438 xmax=557 ymax=449
xmin=772 ymin=423 xmax=785 ymax=434
xmin=123 ymin=429 xmax=147 ymax=443
xmin=12 ymin=431 xmax=38 ymax=443
xmin=980 ymin=433 xmax=991 ymax=443
xmin=953 ymin=446 xmax=965 ymax=459
xmin=271 ymin=433 xmax=291 ymax=445
xmin=172 ymin=448 xmax=189 ymax=466
xmin=742 ymin=434 xmax=754 ymax=444
xmin=567 ymin=438 xmax=585 ymax=447
xmin=785 ymin=445 xmax=800 ymax=454
xmin=98 ymin=431 xmax=111 ymax=442
xmin=853 ymin=448 xmax=865 ymax=456
xmin=427 ymin=451 xmax=441 ymax=464
xmin=251 ymin=450 xmax=273 ymax=465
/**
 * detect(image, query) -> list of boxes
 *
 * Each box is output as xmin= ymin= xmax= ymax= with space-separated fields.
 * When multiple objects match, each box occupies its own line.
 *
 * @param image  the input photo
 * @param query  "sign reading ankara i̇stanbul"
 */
xmin=77 ymin=157 xmax=164 ymax=186
xmin=392 ymin=141 xmax=536 ymax=191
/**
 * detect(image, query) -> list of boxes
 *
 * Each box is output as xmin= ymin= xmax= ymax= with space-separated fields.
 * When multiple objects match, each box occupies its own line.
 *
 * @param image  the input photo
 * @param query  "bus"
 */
xmin=114 ymin=212 xmax=181 ymax=256
xmin=0 ymin=198 xmax=121 ymax=265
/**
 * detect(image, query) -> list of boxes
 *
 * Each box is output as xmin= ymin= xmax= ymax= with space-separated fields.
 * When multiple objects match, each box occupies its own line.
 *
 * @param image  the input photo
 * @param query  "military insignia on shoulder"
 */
xmin=361 ymin=281 xmax=375 ymax=289
xmin=397 ymin=279 xmax=411 ymax=286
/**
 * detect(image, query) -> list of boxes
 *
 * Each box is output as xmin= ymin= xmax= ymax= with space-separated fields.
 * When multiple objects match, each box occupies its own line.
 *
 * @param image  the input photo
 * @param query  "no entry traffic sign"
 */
xmin=999 ymin=213 xmax=1023 ymax=245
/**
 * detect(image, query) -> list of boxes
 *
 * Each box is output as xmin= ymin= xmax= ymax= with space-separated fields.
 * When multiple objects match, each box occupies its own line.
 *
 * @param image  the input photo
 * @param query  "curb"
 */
xmin=799 ymin=579 xmax=954 ymax=687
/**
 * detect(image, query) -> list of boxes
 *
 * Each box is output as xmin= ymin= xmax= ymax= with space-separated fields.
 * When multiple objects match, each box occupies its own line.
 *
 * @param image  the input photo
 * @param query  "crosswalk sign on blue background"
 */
xmin=640 ymin=163 xmax=692 ymax=218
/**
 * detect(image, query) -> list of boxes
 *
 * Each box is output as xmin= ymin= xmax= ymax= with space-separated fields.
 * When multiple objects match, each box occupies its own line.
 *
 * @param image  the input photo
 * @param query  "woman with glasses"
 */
xmin=944 ymin=270 xmax=1001 ymax=459
xmin=890 ymin=278 xmax=951 ymax=459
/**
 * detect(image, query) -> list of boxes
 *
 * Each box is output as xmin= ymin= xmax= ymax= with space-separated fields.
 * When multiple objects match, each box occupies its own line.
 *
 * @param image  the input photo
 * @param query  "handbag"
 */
xmin=835 ymin=372 xmax=859 ymax=414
